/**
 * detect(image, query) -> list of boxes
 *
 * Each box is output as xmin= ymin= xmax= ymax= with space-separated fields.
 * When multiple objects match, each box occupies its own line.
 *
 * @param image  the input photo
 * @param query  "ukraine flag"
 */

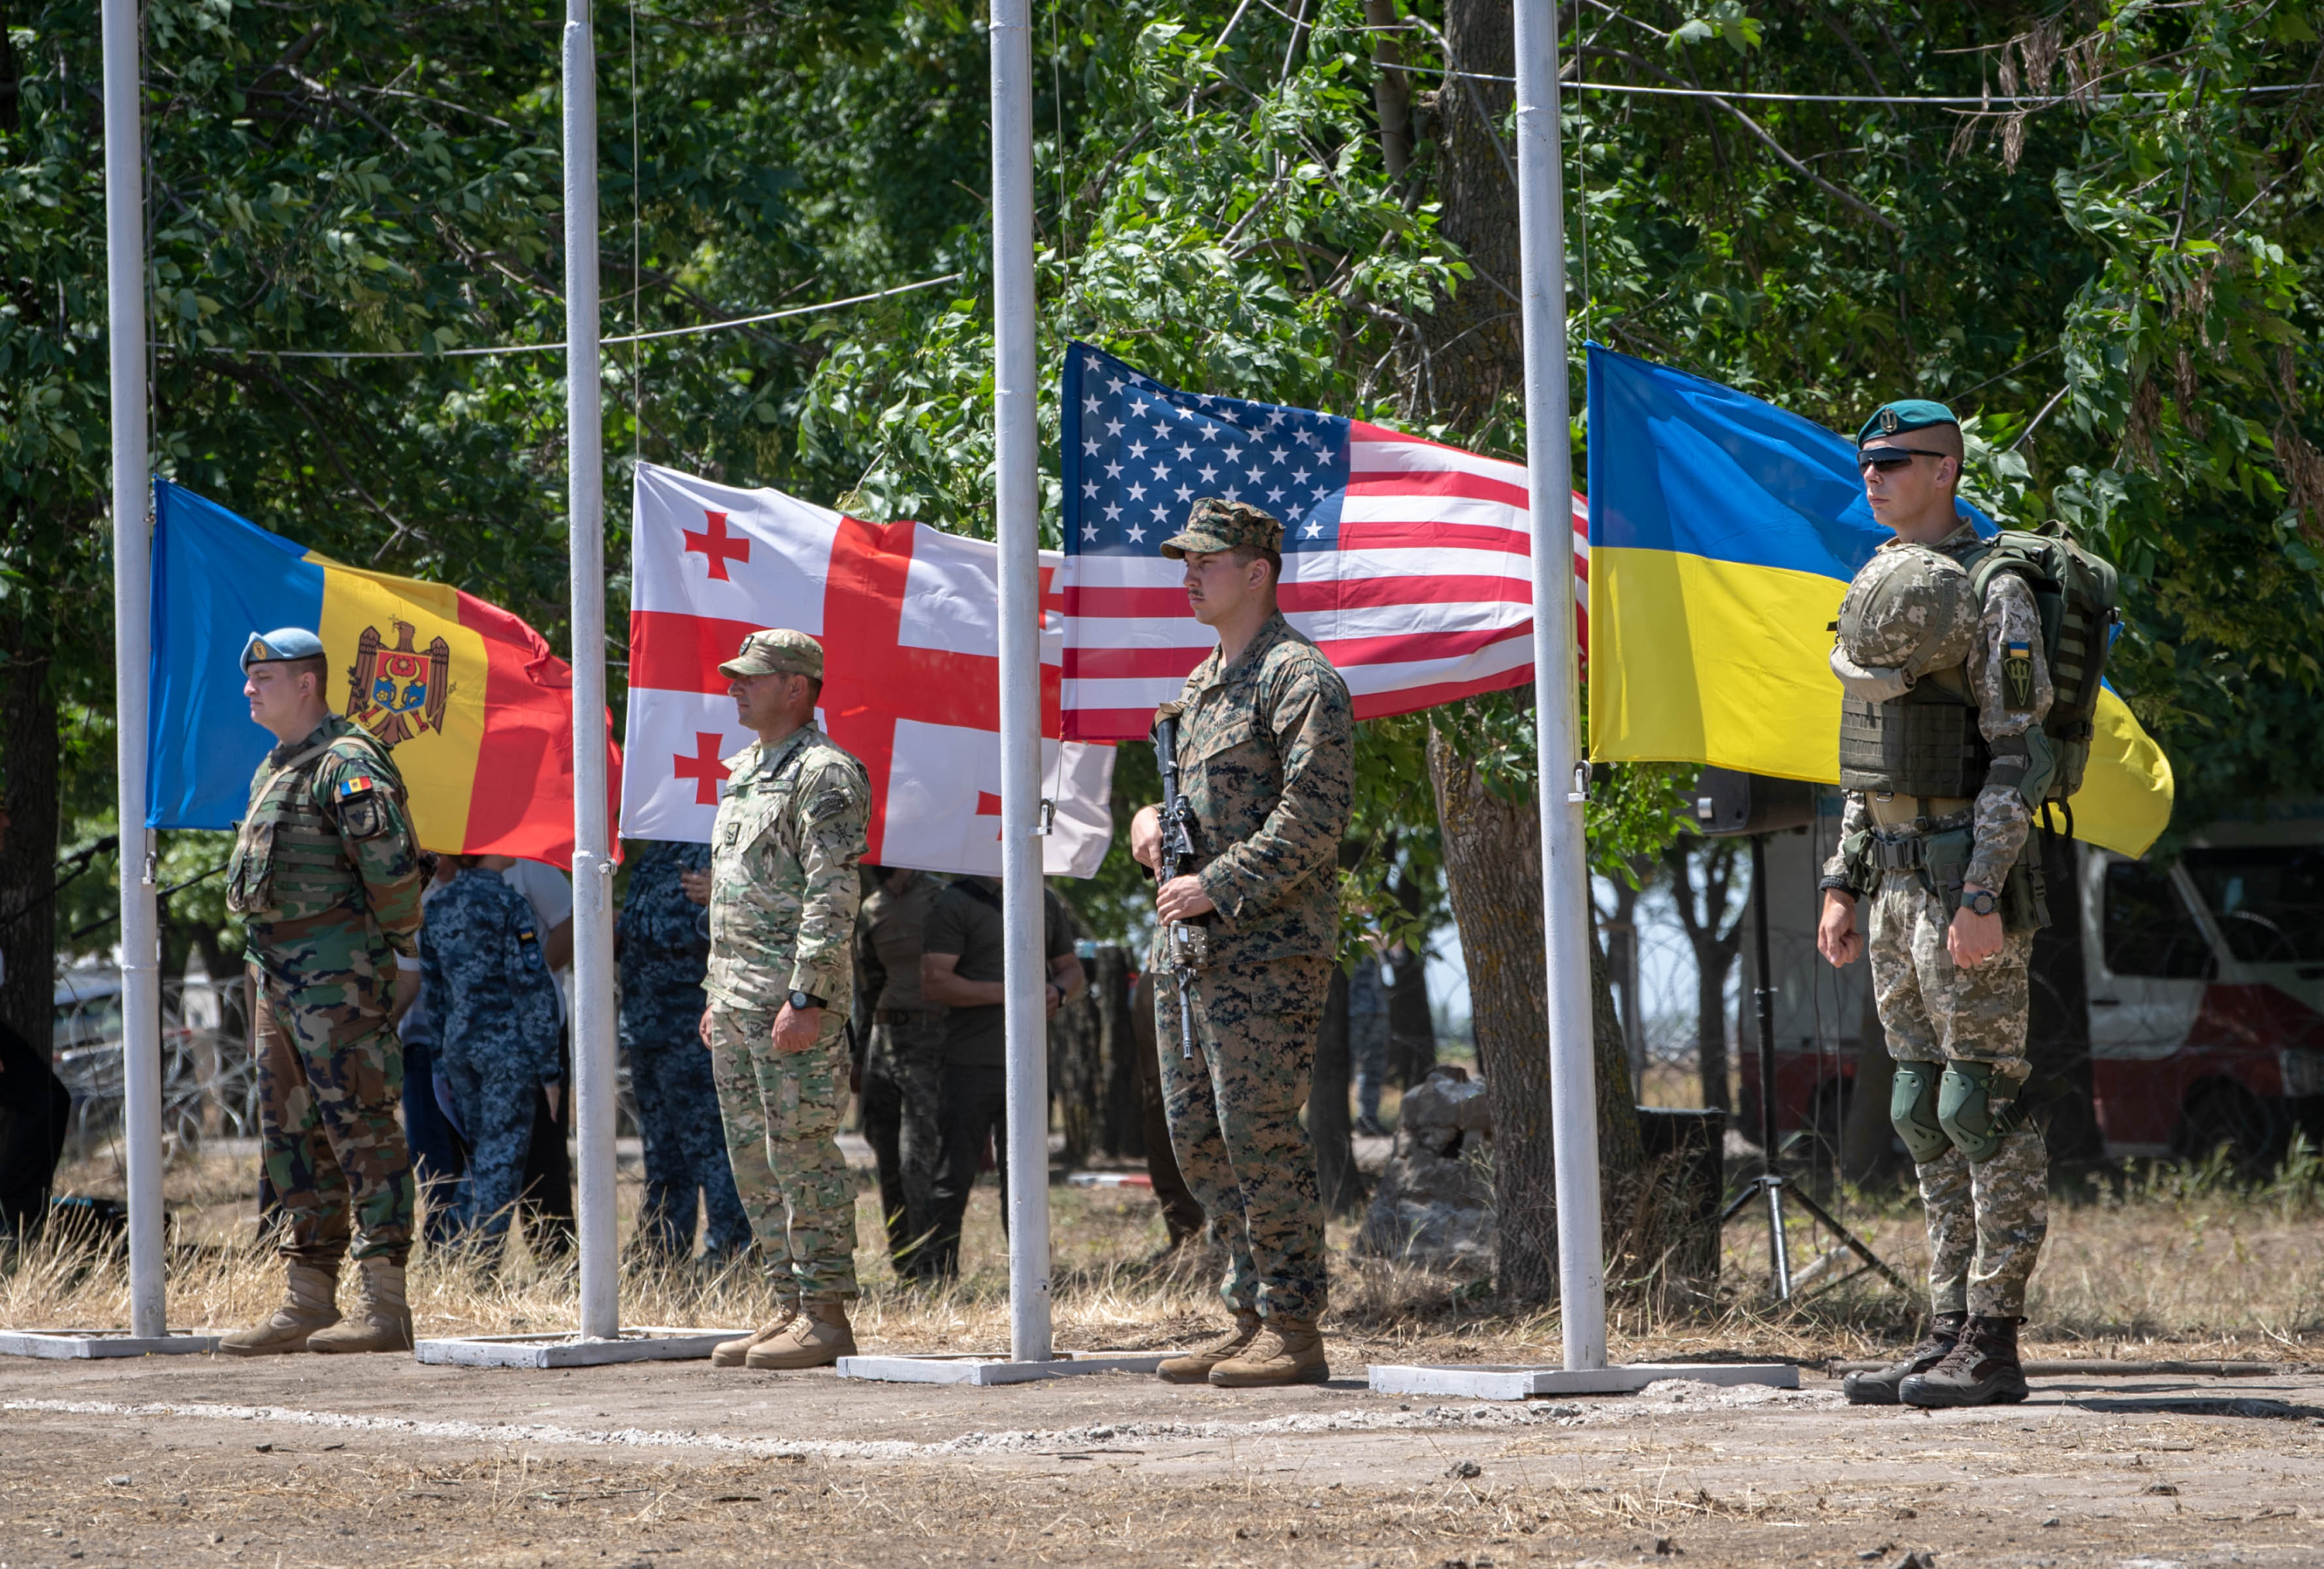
xmin=1585 ymin=345 xmax=2173 ymax=860
xmin=146 ymin=479 xmax=611 ymax=862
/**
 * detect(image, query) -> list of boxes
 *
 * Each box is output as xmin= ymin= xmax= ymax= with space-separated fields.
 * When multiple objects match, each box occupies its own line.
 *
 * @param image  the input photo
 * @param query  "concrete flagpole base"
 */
xmin=0 ymin=1329 xmax=223 ymax=1360
xmin=837 ymin=1351 xmax=1177 ymax=1387
xmin=413 ymin=1328 xmax=743 ymax=1369
xmin=1366 ymin=1361 xmax=1801 ymax=1400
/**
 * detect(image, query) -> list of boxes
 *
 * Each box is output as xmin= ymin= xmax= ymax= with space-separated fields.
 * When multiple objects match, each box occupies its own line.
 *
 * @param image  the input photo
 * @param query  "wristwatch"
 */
xmin=1961 ymin=888 xmax=2000 ymax=918
xmin=788 ymin=989 xmax=825 ymax=1011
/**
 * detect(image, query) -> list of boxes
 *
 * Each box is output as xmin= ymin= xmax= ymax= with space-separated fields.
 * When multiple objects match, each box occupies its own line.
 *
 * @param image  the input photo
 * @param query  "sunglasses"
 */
xmin=1857 ymin=445 xmax=1951 ymax=474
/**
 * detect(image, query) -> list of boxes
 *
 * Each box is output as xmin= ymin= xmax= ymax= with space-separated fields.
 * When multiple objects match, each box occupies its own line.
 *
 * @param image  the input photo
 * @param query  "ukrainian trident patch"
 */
xmin=2003 ymin=640 xmax=2035 ymax=710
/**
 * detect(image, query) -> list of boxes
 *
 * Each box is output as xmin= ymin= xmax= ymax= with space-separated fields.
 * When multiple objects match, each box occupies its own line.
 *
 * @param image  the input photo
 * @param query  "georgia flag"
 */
xmin=620 ymin=463 xmax=1116 ymax=877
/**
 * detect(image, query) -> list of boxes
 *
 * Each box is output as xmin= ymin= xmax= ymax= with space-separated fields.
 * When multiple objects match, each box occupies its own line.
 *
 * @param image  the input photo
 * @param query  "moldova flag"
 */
xmin=146 ymin=479 xmax=613 ymax=862
xmin=1584 ymin=344 xmax=2174 ymax=859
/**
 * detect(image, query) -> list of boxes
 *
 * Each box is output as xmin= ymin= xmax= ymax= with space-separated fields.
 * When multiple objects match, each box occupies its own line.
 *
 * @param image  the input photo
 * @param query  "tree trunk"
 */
xmin=1428 ymin=724 xmax=1641 ymax=1303
xmin=1666 ymin=839 xmax=1743 ymax=1113
xmin=0 ymin=629 xmax=58 ymax=1056
xmin=1310 ymin=963 xmax=1364 ymax=1216
xmin=1407 ymin=0 xmax=1521 ymax=425
xmin=2027 ymin=830 xmax=2106 ymax=1173
xmin=1383 ymin=866 xmax=1438 ymax=1087
xmin=1361 ymin=0 xmax=1413 ymax=180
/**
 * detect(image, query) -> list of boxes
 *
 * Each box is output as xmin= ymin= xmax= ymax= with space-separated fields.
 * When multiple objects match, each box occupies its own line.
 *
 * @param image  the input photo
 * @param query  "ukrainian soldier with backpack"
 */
xmin=1815 ymin=401 xmax=2118 ymax=1410
xmin=220 ymin=628 xmax=429 ymax=1355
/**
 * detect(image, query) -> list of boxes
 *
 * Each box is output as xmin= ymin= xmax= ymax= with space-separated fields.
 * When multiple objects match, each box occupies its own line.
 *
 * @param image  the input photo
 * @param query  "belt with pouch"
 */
xmin=1862 ymin=796 xmax=1974 ymax=874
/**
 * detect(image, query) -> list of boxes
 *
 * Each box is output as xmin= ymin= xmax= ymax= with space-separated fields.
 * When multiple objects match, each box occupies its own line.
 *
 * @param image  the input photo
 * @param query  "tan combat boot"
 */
xmin=1207 ymin=1316 xmax=1329 ymax=1387
xmin=711 ymin=1306 xmax=798 ymax=1368
xmin=745 ymin=1297 xmax=856 ymax=1370
xmin=1154 ymin=1308 xmax=1262 ymax=1385
xmin=306 ymin=1259 xmax=414 ymax=1353
xmin=219 ymin=1261 xmax=342 ymax=1357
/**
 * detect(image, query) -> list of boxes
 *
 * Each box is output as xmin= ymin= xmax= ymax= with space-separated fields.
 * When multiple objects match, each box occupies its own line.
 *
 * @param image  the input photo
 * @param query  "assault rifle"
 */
xmin=1153 ymin=713 xmax=1204 ymax=1060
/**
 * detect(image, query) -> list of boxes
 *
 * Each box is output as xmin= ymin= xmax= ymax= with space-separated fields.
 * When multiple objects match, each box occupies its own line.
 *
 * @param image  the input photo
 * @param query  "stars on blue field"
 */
xmin=1063 ymin=345 xmax=1351 ymax=557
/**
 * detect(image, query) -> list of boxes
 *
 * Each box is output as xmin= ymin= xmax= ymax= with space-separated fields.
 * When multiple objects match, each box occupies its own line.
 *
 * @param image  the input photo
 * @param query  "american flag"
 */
xmin=1059 ymin=342 xmax=1588 ymax=741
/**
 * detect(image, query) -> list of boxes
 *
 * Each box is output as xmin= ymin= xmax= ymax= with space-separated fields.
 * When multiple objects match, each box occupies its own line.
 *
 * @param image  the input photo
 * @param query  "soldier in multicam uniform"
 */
xmin=1129 ymin=498 xmax=1353 ymax=1388
xmin=220 ymin=628 xmax=428 ymax=1355
xmin=419 ymin=856 xmax=563 ymax=1255
xmin=619 ymin=839 xmax=752 ymax=1264
xmin=1816 ymin=401 xmax=2053 ymax=1409
xmin=700 ymin=628 xmax=871 ymax=1370
xmin=851 ymin=866 xmax=945 ymax=1270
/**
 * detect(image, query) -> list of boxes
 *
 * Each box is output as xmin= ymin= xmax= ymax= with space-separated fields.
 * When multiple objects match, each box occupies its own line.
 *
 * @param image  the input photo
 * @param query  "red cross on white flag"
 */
xmin=620 ymin=463 xmax=1116 ymax=877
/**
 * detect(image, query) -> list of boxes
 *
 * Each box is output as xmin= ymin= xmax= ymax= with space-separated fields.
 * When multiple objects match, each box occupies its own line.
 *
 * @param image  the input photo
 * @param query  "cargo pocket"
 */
xmin=226 ymin=820 xmax=276 ymax=916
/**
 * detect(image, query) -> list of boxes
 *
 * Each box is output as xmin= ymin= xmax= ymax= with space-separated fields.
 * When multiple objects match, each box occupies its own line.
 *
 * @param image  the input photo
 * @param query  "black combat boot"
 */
xmin=1841 ymin=1312 xmax=1964 ymax=1406
xmin=1897 ymin=1314 xmax=2029 ymax=1408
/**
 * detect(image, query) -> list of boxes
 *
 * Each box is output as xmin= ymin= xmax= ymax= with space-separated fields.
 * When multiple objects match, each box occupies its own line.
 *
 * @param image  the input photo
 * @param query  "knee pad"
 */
xmin=1889 ymin=1061 xmax=1951 ymax=1164
xmin=1937 ymin=1061 xmax=2016 ymax=1163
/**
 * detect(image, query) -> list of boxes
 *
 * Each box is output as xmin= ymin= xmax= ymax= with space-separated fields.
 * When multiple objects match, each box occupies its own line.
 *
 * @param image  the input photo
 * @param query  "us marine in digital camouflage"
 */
xmin=1817 ymin=400 xmax=2056 ymax=1410
xmin=419 ymin=857 xmax=563 ymax=1257
xmin=619 ymin=839 xmax=751 ymax=1264
xmin=1129 ymin=498 xmax=1354 ymax=1389
xmin=220 ymin=628 xmax=428 ymax=1357
xmin=699 ymin=628 xmax=872 ymax=1371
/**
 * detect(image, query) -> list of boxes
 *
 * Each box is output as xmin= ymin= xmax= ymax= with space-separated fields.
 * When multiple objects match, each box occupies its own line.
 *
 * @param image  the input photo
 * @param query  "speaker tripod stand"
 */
xmin=1721 ymin=830 xmax=1911 ymax=1301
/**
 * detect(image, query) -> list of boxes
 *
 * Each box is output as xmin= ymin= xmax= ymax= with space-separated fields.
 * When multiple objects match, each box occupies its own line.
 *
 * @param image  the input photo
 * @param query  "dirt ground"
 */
xmin=4 ymin=1350 xmax=2320 ymax=1568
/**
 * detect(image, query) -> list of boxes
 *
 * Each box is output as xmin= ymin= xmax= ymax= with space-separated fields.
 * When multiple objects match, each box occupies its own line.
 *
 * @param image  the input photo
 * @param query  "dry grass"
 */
xmin=8 ymin=1136 xmax=2323 ymax=1366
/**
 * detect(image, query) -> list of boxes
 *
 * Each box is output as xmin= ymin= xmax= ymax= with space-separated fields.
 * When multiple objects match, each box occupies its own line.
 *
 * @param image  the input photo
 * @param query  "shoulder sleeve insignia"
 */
xmin=336 ymin=775 xmax=378 ymax=801
xmin=2003 ymin=640 xmax=2035 ymax=711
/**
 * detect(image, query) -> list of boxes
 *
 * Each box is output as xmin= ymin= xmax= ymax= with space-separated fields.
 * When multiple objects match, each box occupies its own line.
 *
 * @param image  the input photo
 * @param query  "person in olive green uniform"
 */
xmin=220 ymin=628 xmax=429 ymax=1356
xmin=700 ymin=628 xmax=872 ymax=1372
xmin=1130 ymin=499 xmax=1354 ymax=1389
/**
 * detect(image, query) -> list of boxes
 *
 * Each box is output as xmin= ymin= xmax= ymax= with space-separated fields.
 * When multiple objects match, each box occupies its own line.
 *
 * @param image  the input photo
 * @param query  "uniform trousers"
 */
xmin=1869 ymin=875 xmax=2048 ymax=1318
xmin=434 ymin=1049 xmax=541 ymax=1246
xmin=1154 ymin=954 xmax=1331 ymax=1321
xmin=0 ymin=1016 xmax=73 ymax=1240
xmin=707 ymin=1006 xmax=858 ymax=1302
xmin=918 ymin=1061 xmax=1011 ymax=1279
xmin=252 ymin=960 xmax=414 ymax=1267
xmin=628 ymin=1035 xmax=752 ymax=1259
xmin=859 ymin=1012 xmax=945 ymax=1264
xmin=395 ymin=1035 xmax=467 ymax=1245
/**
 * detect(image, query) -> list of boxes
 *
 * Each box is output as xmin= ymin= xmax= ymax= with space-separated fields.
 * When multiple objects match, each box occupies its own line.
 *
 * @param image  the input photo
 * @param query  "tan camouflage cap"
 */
xmin=1161 ymin=497 xmax=1284 ymax=560
xmin=718 ymin=627 xmax=824 ymax=681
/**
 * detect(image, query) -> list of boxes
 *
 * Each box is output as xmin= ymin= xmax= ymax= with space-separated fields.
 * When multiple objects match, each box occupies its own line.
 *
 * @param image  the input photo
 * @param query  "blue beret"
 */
xmin=1857 ymin=399 xmax=1960 ymax=446
xmin=242 ymin=627 xmax=327 ymax=668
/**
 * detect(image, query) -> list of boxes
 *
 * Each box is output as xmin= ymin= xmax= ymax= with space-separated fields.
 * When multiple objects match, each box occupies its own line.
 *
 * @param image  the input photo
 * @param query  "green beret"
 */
xmin=1161 ymin=497 xmax=1284 ymax=560
xmin=719 ymin=627 xmax=824 ymax=681
xmin=1857 ymin=398 xmax=1960 ymax=447
xmin=241 ymin=628 xmax=327 ymax=670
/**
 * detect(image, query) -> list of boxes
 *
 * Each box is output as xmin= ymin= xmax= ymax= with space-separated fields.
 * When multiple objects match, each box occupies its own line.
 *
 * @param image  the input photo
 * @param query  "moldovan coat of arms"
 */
xmin=347 ymin=619 xmax=452 ymax=747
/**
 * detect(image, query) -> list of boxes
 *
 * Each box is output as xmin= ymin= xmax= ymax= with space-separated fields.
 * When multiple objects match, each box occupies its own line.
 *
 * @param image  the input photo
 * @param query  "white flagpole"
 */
xmin=103 ymin=0 xmax=165 ymax=1341
xmin=1513 ymin=0 xmax=1606 ymax=1370
xmin=564 ymin=0 xmax=619 ymax=1342
xmin=991 ymin=0 xmax=1052 ymax=1363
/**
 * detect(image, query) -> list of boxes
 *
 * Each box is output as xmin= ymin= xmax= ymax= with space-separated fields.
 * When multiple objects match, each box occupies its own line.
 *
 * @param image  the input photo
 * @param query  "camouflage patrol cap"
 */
xmin=1857 ymin=398 xmax=1960 ymax=447
xmin=1835 ymin=544 xmax=1978 ymax=677
xmin=1161 ymin=497 xmax=1284 ymax=560
xmin=718 ymin=627 xmax=824 ymax=681
xmin=241 ymin=627 xmax=327 ymax=670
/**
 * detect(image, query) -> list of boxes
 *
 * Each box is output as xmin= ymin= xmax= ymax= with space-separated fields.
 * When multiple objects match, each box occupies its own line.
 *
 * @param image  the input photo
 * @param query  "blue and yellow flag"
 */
xmin=1584 ymin=344 xmax=2173 ymax=858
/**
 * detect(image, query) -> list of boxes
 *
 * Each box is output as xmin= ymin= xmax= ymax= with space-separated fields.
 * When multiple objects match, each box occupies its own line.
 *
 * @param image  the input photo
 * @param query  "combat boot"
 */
xmin=1208 ymin=1316 xmax=1329 ymax=1387
xmin=1897 ymin=1314 xmax=2029 ymax=1408
xmin=306 ymin=1259 xmax=414 ymax=1353
xmin=711 ymin=1306 xmax=798 ymax=1368
xmin=1155 ymin=1308 xmax=1262 ymax=1384
xmin=1841 ymin=1312 xmax=1965 ymax=1406
xmin=220 ymin=1261 xmax=342 ymax=1357
xmin=745 ymin=1297 xmax=856 ymax=1370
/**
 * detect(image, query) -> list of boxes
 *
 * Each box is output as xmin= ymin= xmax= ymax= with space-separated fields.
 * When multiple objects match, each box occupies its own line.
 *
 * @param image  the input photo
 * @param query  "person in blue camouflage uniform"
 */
xmin=619 ymin=839 xmax=750 ymax=1263
xmin=1131 ymin=500 xmax=1353 ymax=1389
xmin=419 ymin=858 xmax=564 ymax=1254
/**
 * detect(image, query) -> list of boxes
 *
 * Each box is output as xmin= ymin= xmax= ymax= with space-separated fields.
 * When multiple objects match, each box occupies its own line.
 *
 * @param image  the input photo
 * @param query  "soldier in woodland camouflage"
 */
xmin=1131 ymin=498 xmax=1353 ymax=1389
xmin=1817 ymin=402 xmax=2055 ymax=1409
xmin=419 ymin=858 xmax=562 ymax=1254
xmin=619 ymin=839 xmax=750 ymax=1263
xmin=699 ymin=628 xmax=872 ymax=1371
xmin=219 ymin=628 xmax=428 ymax=1356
